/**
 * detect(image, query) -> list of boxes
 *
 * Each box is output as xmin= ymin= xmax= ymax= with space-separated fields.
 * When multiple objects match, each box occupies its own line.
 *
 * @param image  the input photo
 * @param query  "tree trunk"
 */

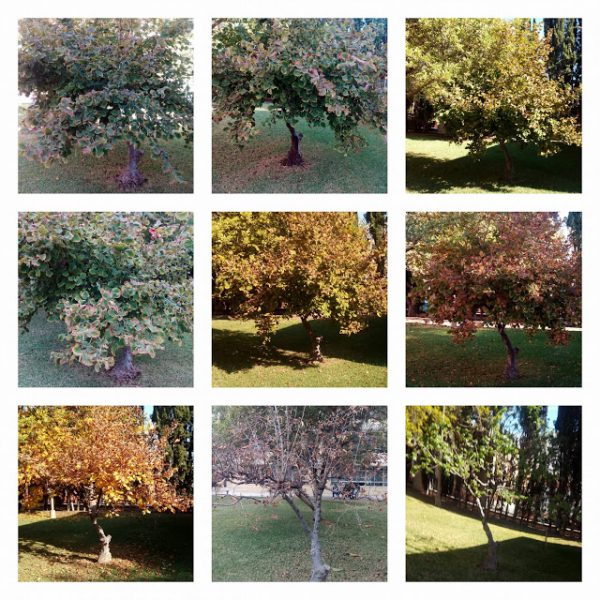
xmin=474 ymin=496 xmax=498 ymax=571
xmin=89 ymin=512 xmax=112 ymax=564
xmin=497 ymin=324 xmax=519 ymax=379
xmin=117 ymin=142 xmax=147 ymax=189
xmin=283 ymin=492 xmax=329 ymax=582
xmin=309 ymin=493 xmax=330 ymax=581
xmin=434 ymin=465 xmax=442 ymax=507
xmin=499 ymin=140 xmax=514 ymax=181
xmin=281 ymin=123 xmax=304 ymax=166
xmin=109 ymin=345 xmax=141 ymax=382
xmin=49 ymin=495 xmax=56 ymax=519
xmin=301 ymin=316 xmax=324 ymax=363
xmin=87 ymin=489 xmax=112 ymax=564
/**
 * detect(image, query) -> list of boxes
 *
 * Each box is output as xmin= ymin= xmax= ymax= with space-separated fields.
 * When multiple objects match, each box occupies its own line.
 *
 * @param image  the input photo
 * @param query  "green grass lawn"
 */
xmin=212 ymin=317 xmax=387 ymax=387
xmin=19 ymin=117 xmax=193 ymax=194
xmin=406 ymin=134 xmax=581 ymax=193
xmin=406 ymin=493 xmax=581 ymax=581
xmin=406 ymin=324 xmax=581 ymax=387
xmin=19 ymin=511 xmax=193 ymax=582
xmin=213 ymin=497 xmax=387 ymax=581
xmin=213 ymin=108 xmax=387 ymax=193
xmin=19 ymin=311 xmax=193 ymax=387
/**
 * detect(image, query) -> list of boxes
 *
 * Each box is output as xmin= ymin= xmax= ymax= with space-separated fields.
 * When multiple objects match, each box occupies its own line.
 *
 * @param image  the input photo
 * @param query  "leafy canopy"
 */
xmin=19 ymin=212 xmax=193 ymax=372
xmin=19 ymin=406 xmax=191 ymax=513
xmin=406 ymin=18 xmax=581 ymax=155
xmin=19 ymin=18 xmax=193 ymax=182
xmin=212 ymin=212 xmax=387 ymax=342
xmin=406 ymin=212 xmax=581 ymax=343
xmin=212 ymin=18 xmax=387 ymax=152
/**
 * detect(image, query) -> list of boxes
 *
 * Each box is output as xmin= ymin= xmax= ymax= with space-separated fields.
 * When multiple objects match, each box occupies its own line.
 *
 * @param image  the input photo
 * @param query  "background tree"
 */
xmin=19 ymin=212 xmax=193 ymax=382
xmin=551 ymin=406 xmax=582 ymax=535
xmin=406 ymin=18 xmax=581 ymax=179
xmin=406 ymin=212 xmax=581 ymax=379
xmin=212 ymin=18 xmax=387 ymax=166
xmin=212 ymin=212 xmax=387 ymax=362
xmin=544 ymin=19 xmax=582 ymax=88
xmin=213 ymin=405 xmax=386 ymax=582
xmin=364 ymin=212 xmax=388 ymax=275
xmin=19 ymin=406 xmax=191 ymax=564
xmin=151 ymin=406 xmax=194 ymax=496
xmin=19 ymin=18 xmax=193 ymax=188
xmin=407 ymin=406 xmax=516 ymax=571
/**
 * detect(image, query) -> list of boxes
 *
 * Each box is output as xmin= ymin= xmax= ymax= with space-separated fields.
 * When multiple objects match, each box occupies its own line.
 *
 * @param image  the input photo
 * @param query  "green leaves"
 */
xmin=406 ymin=19 xmax=581 ymax=161
xmin=19 ymin=212 xmax=193 ymax=372
xmin=212 ymin=19 xmax=387 ymax=152
xmin=18 ymin=19 xmax=193 ymax=182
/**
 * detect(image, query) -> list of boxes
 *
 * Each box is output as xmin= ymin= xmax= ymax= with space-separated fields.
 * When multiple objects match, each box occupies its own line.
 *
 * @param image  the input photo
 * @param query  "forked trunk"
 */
xmin=497 ymin=324 xmax=519 ymax=379
xmin=475 ymin=495 xmax=498 ymax=571
xmin=109 ymin=345 xmax=141 ymax=382
xmin=301 ymin=316 xmax=324 ymax=363
xmin=87 ymin=490 xmax=112 ymax=565
xmin=283 ymin=491 xmax=330 ymax=582
xmin=90 ymin=512 xmax=112 ymax=564
xmin=117 ymin=143 xmax=147 ymax=189
xmin=281 ymin=122 xmax=304 ymax=166
xmin=499 ymin=140 xmax=514 ymax=181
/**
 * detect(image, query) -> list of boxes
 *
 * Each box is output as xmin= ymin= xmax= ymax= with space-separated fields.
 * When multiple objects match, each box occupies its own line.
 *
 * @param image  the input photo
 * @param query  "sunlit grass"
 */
xmin=406 ymin=134 xmax=581 ymax=194
xmin=212 ymin=316 xmax=387 ymax=387
xmin=213 ymin=497 xmax=387 ymax=581
xmin=406 ymin=494 xmax=581 ymax=581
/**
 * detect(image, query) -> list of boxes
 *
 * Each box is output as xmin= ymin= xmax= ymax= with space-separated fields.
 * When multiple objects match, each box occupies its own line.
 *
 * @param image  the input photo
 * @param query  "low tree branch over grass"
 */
xmin=212 ymin=406 xmax=387 ymax=582
xmin=19 ymin=18 xmax=193 ymax=189
xmin=212 ymin=18 xmax=387 ymax=166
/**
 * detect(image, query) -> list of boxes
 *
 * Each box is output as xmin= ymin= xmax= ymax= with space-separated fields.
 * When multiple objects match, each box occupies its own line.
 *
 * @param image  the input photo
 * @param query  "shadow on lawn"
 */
xmin=212 ymin=317 xmax=387 ymax=374
xmin=19 ymin=513 xmax=98 ymax=563
xmin=406 ymin=134 xmax=581 ymax=194
xmin=406 ymin=492 xmax=582 ymax=582
xmin=19 ymin=512 xmax=194 ymax=576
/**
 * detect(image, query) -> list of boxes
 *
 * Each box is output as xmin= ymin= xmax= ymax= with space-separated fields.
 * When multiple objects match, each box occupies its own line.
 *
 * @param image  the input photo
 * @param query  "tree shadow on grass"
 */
xmin=19 ymin=513 xmax=98 ymax=563
xmin=212 ymin=317 xmax=387 ymax=375
xmin=406 ymin=135 xmax=581 ymax=194
xmin=19 ymin=512 xmax=194 ymax=578
xmin=406 ymin=492 xmax=581 ymax=581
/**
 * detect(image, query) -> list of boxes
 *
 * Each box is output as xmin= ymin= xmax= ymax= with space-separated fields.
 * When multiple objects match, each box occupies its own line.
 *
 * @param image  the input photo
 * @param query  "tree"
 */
xmin=212 ymin=212 xmax=387 ymax=362
xmin=18 ymin=18 xmax=193 ymax=188
xmin=406 ymin=18 xmax=581 ymax=179
xmin=212 ymin=19 xmax=387 ymax=166
xmin=18 ymin=406 xmax=191 ymax=564
xmin=552 ymin=406 xmax=582 ymax=534
xmin=544 ymin=19 xmax=582 ymax=88
xmin=406 ymin=212 xmax=581 ymax=379
xmin=407 ymin=406 xmax=516 ymax=571
xmin=151 ymin=406 xmax=194 ymax=496
xmin=213 ymin=406 xmax=386 ymax=581
xmin=19 ymin=212 xmax=193 ymax=382
xmin=365 ymin=212 xmax=388 ymax=275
